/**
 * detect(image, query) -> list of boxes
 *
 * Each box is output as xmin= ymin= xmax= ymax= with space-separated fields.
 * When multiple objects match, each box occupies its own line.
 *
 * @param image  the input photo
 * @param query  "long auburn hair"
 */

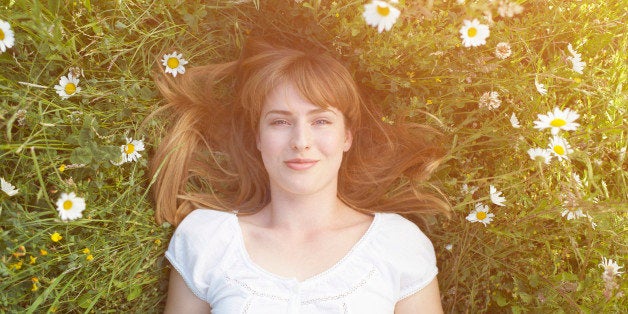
xmin=150 ymin=38 xmax=450 ymax=226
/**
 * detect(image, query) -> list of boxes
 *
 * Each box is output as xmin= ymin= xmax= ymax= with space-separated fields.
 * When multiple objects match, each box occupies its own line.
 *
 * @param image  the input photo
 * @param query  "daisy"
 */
xmin=466 ymin=203 xmax=495 ymax=226
xmin=363 ymin=0 xmax=401 ymax=33
xmin=459 ymin=19 xmax=490 ymax=47
xmin=533 ymin=107 xmax=580 ymax=135
xmin=478 ymin=91 xmax=501 ymax=110
xmin=599 ymin=257 xmax=624 ymax=279
xmin=566 ymin=44 xmax=585 ymax=74
xmin=561 ymin=207 xmax=586 ymax=220
xmin=494 ymin=42 xmax=512 ymax=59
xmin=0 ymin=19 xmax=15 ymax=53
xmin=1 ymin=177 xmax=18 ymax=196
xmin=489 ymin=185 xmax=506 ymax=206
xmin=162 ymin=51 xmax=188 ymax=77
xmin=55 ymin=192 xmax=86 ymax=221
xmin=534 ymin=77 xmax=547 ymax=95
xmin=510 ymin=112 xmax=520 ymax=128
xmin=54 ymin=73 xmax=82 ymax=99
xmin=548 ymin=136 xmax=573 ymax=161
xmin=121 ymin=137 xmax=145 ymax=163
xmin=527 ymin=147 xmax=552 ymax=164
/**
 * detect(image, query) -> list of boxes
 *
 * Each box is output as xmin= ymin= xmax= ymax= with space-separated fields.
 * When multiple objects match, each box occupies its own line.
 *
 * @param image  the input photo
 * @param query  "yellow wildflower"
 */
xmin=59 ymin=164 xmax=66 ymax=172
xmin=40 ymin=249 xmax=48 ymax=256
xmin=86 ymin=254 xmax=94 ymax=261
xmin=29 ymin=255 xmax=37 ymax=264
xmin=50 ymin=232 xmax=62 ymax=242
xmin=82 ymin=248 xmax=90 ymax=254
xmin=11 ymin=260 xmax=23 ymax=270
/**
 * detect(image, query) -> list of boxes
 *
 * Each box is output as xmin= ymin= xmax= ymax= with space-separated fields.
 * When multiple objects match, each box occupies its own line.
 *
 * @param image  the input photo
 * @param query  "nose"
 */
xmin=290 ymin=123 xmax=311 ymax=151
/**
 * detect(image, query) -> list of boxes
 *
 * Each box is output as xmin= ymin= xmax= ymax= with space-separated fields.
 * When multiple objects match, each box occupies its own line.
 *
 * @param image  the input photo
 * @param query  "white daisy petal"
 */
xmin=510 ymin=112 xmax=521 ymax=128
xmin=478 ymin=91 xmax=501 ymax=110
xmin=566 ymin=44 xmax=586 ymax=74
xmin=599 ymin=257 xmax=624 ymax=279
xmin=54 ymin=73 xmax=82 ymax=99
xmin=363 ymin=1 xmax=401 ymax=33
xmin=55 ymin=192 xmax=86 ymax=221
xmin=0 ymin=19 xmax=16 ymax=53
xmin=489 ymin=185 xmax=506 ymax=206
xmin=494 ymin=42 xmax=512 ymax=59
xmin=1 ymin=177 xmax=19 ymax=196
xmin=162 ymin=51 xmax=189 ymax=77
xmin=533 ymin=107 xmax=580 ymax=135
xmin=548 ymin=135 xmax=574 ymax=161
xmin=121 ymin=137 xmax=146 ymax=163
xmin=534 ymin=77 xmax=547 ymax=95
xmin=527 ymin=147 xmax=553 ymax=164
xmin=460 ymin=19 xmax=490 ymax=47
xmin=466 ymin=203 xmax=495 ymax=226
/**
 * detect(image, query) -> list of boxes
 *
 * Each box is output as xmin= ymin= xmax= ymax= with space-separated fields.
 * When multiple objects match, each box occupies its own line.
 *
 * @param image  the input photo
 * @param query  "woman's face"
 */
xmin=257 ymin=82 xmax=352 ymax=197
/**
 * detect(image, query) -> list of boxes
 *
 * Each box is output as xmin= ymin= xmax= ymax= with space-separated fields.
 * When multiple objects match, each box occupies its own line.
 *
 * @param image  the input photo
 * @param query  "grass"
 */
xmin=1 ymin=0 xmax=626 ymax=313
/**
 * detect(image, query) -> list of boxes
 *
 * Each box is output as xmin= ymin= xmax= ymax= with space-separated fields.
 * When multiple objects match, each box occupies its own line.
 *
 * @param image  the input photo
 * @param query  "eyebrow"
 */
xmin=263 ymin=108 xmax=337 ymax=118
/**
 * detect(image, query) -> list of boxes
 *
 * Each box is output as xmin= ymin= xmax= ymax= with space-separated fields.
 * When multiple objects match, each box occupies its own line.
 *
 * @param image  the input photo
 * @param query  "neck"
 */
xmin=262 ymin=183 xmax=349 ymax=232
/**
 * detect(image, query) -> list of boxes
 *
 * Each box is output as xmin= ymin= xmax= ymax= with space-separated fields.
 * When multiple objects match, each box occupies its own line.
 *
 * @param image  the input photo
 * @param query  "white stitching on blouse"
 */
xmin=241 ymin=297 xmax=252 ymax=314
xmin=226 ymin=275 xmax=290 ymax=301
xmin=301 ymin=267 xmax=377 ymax=305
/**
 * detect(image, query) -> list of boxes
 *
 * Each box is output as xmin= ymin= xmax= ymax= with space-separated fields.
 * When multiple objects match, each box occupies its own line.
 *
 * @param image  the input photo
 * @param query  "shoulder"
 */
xmin=164 ymin=209 xmax=239 ymax=301
xmin=165 ymin=209 xmax=237 ymax=267
xmin=174 ymin=209 xmax=235 ymax=237
xmin=370 ymin=213 xmax=438 ymax=301
xmin=374 ymin=213 xmax=435 ymax=257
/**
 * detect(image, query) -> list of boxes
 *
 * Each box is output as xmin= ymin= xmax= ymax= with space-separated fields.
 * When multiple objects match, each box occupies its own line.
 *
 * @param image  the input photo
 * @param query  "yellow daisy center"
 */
xmin=63 ymin=200 xmax=73 ymax=210
xmin=167 ymin=57 xmax=180 ymax=69
xmin=0 ymin=29 xmax=5 ymax=40
xmin=468 ymin=27 xmax=477 ymax=37
xmin=553 ymin=145 xmax=565 ymax=155
xmin=377 ymin=5 xmax=390 ymax=17
xmin=125 ymin=143 xmax=135 ymax=154
xmin=550 ymin=118 xmax=567 ymax=127
xmin=65 ymin=83 xmax=77 ymax=95
xmin=476 ymin=211 xmax=487 ymax=220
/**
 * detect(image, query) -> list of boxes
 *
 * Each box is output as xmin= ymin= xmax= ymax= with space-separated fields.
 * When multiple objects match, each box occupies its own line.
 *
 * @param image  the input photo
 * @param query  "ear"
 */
xmin=343 ymin=129 xmax=353 ymax=152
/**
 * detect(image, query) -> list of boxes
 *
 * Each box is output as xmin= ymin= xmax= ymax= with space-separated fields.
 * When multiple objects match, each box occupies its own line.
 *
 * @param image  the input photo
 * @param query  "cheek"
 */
xmin=318 ymin=132 xmax=349 ymax=155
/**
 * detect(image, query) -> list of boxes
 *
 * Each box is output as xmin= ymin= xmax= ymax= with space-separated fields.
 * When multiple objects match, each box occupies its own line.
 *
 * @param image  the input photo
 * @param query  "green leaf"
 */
xmin=77 ymin=292 xmax=94 ymax=309
xmin=70 ymin=147 xmax=93 ymax=164
xmin=492 ymin=291 xmax=508 ymax=307
xmin=126 ymin=284 xmax=141 ymax=301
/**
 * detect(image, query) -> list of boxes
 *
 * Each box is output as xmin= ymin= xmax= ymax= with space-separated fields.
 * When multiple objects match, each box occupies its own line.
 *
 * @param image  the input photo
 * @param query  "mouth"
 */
xmin=284 ymin=158 xmax=318 ymax=170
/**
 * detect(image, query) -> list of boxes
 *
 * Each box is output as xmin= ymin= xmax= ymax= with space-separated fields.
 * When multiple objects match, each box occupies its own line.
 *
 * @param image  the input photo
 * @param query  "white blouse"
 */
xmin=165 ymin=209 xmax=438 ymax=314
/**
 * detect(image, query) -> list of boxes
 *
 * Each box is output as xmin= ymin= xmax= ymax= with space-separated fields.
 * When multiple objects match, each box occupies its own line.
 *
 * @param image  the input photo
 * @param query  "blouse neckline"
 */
xmin=231 ymin=212 xmax=381 ymax=285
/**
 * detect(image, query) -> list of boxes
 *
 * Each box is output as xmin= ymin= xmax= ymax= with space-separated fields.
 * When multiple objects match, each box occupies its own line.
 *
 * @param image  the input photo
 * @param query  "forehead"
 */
xmin=261 ymin=82 xmax=340 ymax=116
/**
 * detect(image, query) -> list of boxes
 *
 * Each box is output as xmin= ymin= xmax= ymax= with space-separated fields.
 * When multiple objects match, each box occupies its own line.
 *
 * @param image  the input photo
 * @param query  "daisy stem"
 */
xmin=537 ymin=161 xmax=551 ymax=192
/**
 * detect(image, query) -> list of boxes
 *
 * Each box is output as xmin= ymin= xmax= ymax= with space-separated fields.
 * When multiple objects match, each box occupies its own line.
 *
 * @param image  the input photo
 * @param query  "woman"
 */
xmin=152 ymin=38 xmax=449 ymax=313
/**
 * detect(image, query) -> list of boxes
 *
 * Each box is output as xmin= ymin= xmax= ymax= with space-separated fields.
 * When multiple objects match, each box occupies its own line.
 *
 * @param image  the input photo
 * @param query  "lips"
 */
xmin=284 ymin=158 xmax=318 ymax=170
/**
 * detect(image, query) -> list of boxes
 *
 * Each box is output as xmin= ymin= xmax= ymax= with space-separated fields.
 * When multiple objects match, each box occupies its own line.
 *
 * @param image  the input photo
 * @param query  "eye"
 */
xmin=313 ymin=119 xmax=332 ymax=126
xmin=270 ymin=119 xmax=290 ymax=126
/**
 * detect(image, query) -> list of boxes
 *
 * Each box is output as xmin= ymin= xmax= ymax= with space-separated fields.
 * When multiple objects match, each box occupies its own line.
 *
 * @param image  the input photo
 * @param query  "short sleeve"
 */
xmin=376 ymin=214 xmax=439 ymax=301
xmin=164 ymin=209 xmax=235 ymax=302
